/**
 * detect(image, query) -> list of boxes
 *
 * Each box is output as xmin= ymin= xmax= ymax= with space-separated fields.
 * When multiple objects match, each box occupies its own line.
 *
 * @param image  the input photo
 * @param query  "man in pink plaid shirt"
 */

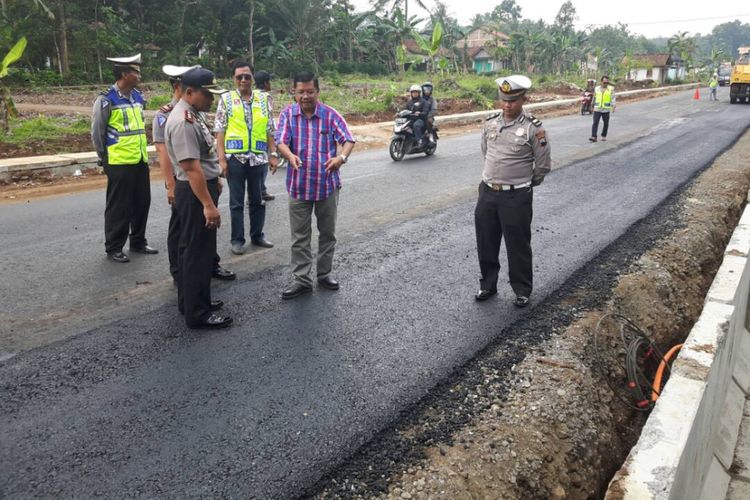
xmin=275 ymin=72 xmax=356 ymax=299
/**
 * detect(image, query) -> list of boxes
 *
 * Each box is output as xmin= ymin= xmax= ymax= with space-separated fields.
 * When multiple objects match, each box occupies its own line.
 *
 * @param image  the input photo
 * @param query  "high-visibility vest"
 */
xmin=709 ymin=78 xmax=718 ymax=88
xmin=223 ymin=90 xmax=269 ymax=154
xmin=594 ymin=85 xmax=614 ymax=111
xmin=104 ymin=87 xmax=147 ymax=164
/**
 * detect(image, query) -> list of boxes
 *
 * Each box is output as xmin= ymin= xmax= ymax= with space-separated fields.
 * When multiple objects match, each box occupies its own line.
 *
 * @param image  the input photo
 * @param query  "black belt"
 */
xmin=175 ymin=178 xmax=218 ymax=184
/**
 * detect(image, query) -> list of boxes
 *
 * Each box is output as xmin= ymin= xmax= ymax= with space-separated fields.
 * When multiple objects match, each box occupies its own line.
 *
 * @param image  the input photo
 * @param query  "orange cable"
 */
xmin=651 ymin=343 xmax=683 ymax=402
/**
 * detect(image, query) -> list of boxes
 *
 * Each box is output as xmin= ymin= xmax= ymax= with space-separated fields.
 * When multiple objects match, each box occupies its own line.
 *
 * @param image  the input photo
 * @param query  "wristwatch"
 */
xmin=270 ymin=151 xmax=280 ymax=159
xmin=340 ymin=154 xmax=348 ymax=164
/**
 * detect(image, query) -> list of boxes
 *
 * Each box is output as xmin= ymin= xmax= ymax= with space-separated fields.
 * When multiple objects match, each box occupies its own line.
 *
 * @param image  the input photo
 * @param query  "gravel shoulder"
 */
xmin=306 ymin=131 xmax=750 ymax=499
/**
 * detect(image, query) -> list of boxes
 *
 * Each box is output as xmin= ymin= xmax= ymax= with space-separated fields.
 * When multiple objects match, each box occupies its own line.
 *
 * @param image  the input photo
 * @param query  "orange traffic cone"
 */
xmin=693 ymin=87 xmax=700 ymax=100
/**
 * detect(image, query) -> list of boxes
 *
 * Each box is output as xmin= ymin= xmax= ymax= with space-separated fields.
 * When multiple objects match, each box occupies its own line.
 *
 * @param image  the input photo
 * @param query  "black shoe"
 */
xmin=130 ymin=245 xmax=159 ymax=254
xmin=514 ymin=295 xmax=530 ymax=308
xmin=317 ymin=276 xmax=340 ymax=291
xmin=588 ymin=137 xmax=597 ymax=143
xmin=107 ymin=251 xmax=130 ymax=263
xmin=212 ymin=265 xmax=236 ymax=281
xmin=189 ymin=313 xmax=233 ymax=329
xmin=282 ymin=282 xmax=312 ymax=300
xmin=262 ymin=192 xmax=275 ymax=201
xmin=475 ymin=289 xmax=497 ymax=301
xmin=251 ymin=239 xmax=274 ymax=248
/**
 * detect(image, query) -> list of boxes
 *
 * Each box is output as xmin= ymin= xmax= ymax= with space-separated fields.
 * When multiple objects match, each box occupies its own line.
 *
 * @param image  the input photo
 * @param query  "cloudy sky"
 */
xmin=349 ymin=0 xmax=750 ymax=38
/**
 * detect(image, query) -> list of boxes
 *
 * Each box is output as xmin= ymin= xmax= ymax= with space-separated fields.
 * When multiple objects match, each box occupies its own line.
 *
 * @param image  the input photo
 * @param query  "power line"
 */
xmin=582 ymin=13 xmax=750 ymax=27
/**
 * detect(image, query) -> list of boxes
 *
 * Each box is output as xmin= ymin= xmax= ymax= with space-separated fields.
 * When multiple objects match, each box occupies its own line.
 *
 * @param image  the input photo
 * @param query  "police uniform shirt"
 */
xmin=91 ymin=83 xmax=144 ymax=163
xmin=164 ymin=98 xmax=221 ymax=181
xmin=152 ymin=98 xmax=176 ymax=145
xmin=481 ymin=113 xmax=551 ymax=186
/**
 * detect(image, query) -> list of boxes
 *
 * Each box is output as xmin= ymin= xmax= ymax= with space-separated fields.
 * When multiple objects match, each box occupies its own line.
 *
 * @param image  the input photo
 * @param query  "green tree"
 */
xmin=412 ymin=20 xmax=443 ymax=74
xmin=711 ymin=20 xmax=750 ymax=60
xmin=1 ymin=36 xmax=26 ymax=133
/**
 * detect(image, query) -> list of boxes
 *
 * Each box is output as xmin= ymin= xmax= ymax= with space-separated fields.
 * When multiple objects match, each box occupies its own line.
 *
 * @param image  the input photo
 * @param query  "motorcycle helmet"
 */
xmin=421 ymin=81 xmax=433 ymax=94
xmin=409 ymin=84 xmax=421 ymax=93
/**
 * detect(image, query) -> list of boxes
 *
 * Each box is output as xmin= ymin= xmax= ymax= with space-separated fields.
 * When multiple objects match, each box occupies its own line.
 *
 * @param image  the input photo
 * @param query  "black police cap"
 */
xmin=254 ymin=70 xmax=274 ymax=86
xmin=181 ymin=68 xmax=227 ymax=94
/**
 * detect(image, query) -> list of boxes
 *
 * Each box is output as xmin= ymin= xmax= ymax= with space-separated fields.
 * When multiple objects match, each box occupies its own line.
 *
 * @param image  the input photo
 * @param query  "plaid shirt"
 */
xmin=275 ymin=102 xmax=355 ymax=201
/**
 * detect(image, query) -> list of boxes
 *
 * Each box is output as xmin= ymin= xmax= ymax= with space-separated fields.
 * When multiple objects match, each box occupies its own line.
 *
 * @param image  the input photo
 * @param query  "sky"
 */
xmin=349 ymin=0 xmax=750 ymax=38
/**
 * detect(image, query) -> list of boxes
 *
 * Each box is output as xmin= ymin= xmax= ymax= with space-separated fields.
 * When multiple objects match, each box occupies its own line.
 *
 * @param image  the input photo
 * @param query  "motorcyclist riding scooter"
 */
xmin=581 ymin=78 xmax=595 ymax=115
xmin=389 ymin=84 xmax=438 ymax=161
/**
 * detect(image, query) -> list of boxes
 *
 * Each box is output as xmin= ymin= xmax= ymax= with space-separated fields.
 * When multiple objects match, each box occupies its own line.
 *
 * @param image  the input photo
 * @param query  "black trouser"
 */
xmin=104 ymin=161 xmax=151 ymax=253
xmin=591 ymin=111 xmax=610 ymax=138
xmin=474 ymin=182 xmax=533 ymax=297
xmin=175 ymin=179 xmax=219 ymax=326
xmin=167 ymin=190 xmax=220 ymax=280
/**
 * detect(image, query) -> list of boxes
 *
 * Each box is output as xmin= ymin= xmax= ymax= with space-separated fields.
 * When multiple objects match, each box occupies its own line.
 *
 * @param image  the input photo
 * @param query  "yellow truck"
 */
xmin=730 ymin=53 xmax=750 ymax=104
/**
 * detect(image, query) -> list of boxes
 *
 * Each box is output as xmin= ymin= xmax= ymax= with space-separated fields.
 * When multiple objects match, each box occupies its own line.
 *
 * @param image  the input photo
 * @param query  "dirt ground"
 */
xmin=306 ymin=133 xmax=750 ymax=499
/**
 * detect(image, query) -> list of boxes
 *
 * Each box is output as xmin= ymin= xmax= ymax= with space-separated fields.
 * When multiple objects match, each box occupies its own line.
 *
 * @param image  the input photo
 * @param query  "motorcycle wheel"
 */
xmin=389 ymin=138 xmax=405 ymax=161
xmin=424 ymin=141 xmax=437 ymax=156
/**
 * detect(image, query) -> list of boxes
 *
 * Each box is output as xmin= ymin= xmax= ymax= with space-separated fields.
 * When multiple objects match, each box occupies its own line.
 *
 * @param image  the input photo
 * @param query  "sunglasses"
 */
xmin=235 ymin=74 xmax=252 ymax=81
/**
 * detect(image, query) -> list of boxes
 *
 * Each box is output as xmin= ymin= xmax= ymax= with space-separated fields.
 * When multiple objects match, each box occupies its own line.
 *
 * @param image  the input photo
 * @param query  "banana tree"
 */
xmin=411 ymin=21 xmax=443 ymax=74
xmin=0 ymin=36 xmax=27 ymax=135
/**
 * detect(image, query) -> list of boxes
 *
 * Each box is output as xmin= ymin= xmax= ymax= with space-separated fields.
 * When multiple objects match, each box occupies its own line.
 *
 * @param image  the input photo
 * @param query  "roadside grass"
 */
xmin=146 ymin=93 xmax=173 ymax=109
xmin=0 ymin=115 xmax=90 ymax=144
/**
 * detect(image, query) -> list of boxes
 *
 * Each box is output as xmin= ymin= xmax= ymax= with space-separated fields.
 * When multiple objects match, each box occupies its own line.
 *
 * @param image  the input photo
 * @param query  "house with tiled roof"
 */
xmin=457 ymin=28 xmax=510 ymax=74
xmin=624 ymin=53 xmax=686 ymax=84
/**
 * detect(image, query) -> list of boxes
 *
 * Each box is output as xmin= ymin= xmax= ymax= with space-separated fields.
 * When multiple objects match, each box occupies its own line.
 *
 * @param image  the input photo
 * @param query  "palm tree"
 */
xmin=668 ymin=31 xmax=696 ymax=72
xmin=371 ymin=0 xmax=431 ymax=22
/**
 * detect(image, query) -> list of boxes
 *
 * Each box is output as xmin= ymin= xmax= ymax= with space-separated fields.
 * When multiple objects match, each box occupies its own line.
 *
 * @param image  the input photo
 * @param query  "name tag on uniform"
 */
xmin=226 ymin=139 xmax=244 ymax=150
xmin=254 ymin=140 xmax=268 ymax=152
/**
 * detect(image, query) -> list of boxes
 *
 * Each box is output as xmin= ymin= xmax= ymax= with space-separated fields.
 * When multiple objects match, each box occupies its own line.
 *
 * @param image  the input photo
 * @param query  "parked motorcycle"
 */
xmin=389 ymin=109 xmax=438 ymax=161
xmin=581 ymin=79 xmax=595 ymax=115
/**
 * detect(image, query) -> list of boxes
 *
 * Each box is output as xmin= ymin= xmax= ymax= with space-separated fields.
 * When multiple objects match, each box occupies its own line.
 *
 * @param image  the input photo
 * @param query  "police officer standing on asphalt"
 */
xmin=153 ymin=64 xmax=235 ymax=285
xmin=474 ymin=75 xmax=551 ymax=308
xmin=92 ymin=53 xmax=157 ymax=263
xmin=164 ymin=67 xmax=232 ymax=329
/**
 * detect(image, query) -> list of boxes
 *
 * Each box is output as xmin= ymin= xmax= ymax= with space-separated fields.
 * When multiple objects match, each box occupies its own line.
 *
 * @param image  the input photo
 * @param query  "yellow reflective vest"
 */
xmin=594 ymin=85 xmax=614 ymax=112
xmin=103 ymin=87 xmax=148 ymax=165
xmin=223 ymin=90 xmax=269 ymax=154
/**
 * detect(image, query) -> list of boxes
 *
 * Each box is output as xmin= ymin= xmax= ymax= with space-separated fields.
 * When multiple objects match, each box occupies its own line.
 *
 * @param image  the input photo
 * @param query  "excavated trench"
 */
xmin=303 ymin=131 xmax=750 ymax=499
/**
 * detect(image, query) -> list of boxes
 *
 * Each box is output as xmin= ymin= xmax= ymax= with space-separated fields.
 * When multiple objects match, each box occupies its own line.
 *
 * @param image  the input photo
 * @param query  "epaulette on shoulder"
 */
xmin=526 ymin=114 xmax=542 ymax=127
xmin=160 ymin=103 xmax=174 ymax=113
xmin=184 ymin=109 xmax=195 ymax=123
xmin=99 ymin=88 xmax=110 ymax=97
xmin=485 ymin=112 xmax=501 ymax=121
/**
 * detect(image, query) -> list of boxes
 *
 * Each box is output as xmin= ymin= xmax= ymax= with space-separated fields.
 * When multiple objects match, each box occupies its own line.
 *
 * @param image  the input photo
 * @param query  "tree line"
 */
xmin=1 ymin=0 xmax=749 ymax=86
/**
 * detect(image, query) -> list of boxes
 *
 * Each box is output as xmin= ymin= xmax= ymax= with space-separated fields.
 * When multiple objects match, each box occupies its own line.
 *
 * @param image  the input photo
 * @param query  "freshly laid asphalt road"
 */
xmin=1 ymin=90 xmax=749 ymax=498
